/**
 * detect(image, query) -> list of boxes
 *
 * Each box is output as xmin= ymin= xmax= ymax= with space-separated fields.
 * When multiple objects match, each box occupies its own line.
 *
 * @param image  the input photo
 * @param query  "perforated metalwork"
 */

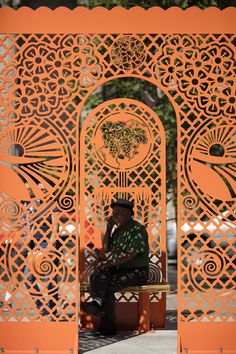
xmin=0 ymin=34 xmax=78 ymax=324
xmin=80 ymin=98 xmax=166 ymax=305
xmin=0 ymin=22 xmax=235 ymax=350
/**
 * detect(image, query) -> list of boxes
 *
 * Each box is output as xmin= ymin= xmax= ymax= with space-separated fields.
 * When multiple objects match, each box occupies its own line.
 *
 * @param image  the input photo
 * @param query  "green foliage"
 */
xmin=83 ymin=0 xmax=236 ymax=9
xmin=4 ymin=0 xmax=235 ymax=8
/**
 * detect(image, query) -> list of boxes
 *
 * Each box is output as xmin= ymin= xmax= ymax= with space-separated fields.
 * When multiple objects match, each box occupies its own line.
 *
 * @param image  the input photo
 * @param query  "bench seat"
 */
xmin=80 ymin=283 xmax=170 ymax=294
xmin=80 ymin=282 xmax=170 ymax=332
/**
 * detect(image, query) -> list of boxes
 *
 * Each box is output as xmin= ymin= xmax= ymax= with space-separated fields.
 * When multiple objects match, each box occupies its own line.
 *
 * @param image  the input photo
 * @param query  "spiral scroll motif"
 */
xmin=183 ymin=196 xmax=199 ymax=210
xmin=189 ymin=250 xmax=227 ymax=293
xmin=84 ymin=261 xmax=162 ymax=285
xmin=28 ymin=251 xmax=68 ymax=296
xmin=0 ymin=199 xmax=22 ymax=222
xmin=58 ymin=194 xmax=74 ymax=211
xmin=147 ymin=263 xmax=162 ymax=284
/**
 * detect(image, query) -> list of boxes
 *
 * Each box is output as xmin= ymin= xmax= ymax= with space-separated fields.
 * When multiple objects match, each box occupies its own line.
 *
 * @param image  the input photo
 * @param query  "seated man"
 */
xmin=81 ymin=198 xmax=149 ymax=335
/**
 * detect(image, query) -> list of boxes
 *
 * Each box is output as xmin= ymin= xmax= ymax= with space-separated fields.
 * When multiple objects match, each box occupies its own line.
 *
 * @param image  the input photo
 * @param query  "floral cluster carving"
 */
xmin=153 ymin=35 xmax=235 ymax=117
xmin=60 ymin=35 xmax=104 ymax=89
xmin=100 ymin=119 xmax=148 ymax=162
xmin=0 ymin=35 xmax=104 ymax=126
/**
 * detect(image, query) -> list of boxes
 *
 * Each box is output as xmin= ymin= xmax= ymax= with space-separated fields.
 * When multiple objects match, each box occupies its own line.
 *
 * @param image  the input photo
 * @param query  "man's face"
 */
xmin=112 ymin=206 xmax=131 ymax=229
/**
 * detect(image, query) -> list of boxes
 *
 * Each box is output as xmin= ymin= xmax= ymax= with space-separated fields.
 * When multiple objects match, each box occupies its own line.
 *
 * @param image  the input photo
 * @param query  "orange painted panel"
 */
xmin=0 ymin=32 xmax=78 ymax=353
xmin=0 ymin=6 xmax=235 ymax=354
xmin=0 ymin=7 xmax=235 ymax=33
xmin=179 ymin=322 xmax=236 ymax=354
xmin=0 ymin=322 xmax=77 ymax=353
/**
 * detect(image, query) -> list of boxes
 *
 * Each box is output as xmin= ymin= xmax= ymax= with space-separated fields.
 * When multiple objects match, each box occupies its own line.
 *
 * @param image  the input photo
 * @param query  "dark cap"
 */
xmin=110 ymin=198 xmax=134 ymax=215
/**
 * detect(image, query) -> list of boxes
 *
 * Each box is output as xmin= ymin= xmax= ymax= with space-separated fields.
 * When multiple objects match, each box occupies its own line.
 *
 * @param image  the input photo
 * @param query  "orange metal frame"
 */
xmin=0 ymin=6 xmax=235 ymax=354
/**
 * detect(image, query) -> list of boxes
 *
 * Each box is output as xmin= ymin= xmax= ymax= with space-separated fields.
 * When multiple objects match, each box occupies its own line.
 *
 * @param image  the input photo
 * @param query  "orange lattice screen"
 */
xmin=0 ymin=7 xmax=235 ymax=354
xmin=80 ymin=98 xmax=166 ymax=329
xmin=0 ymin=32 xmax=78 ymax=352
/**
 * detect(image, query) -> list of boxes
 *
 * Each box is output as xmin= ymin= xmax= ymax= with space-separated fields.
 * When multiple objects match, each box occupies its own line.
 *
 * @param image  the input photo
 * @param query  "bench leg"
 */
xmin=138 ymin=292 xmax=150 ymax=332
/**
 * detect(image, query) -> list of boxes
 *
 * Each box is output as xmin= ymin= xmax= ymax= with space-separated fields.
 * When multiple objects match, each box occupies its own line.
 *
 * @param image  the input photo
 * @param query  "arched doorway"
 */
xmin=80 ymin=97 xmax=167 ymax=329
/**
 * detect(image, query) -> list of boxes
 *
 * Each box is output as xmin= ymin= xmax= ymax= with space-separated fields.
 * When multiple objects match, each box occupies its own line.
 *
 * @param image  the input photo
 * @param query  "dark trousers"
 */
xmin=90 ymin=266 xmax=149 ymax=330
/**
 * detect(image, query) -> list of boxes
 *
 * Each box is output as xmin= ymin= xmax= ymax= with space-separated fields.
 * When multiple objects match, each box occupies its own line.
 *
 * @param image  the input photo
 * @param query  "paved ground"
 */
xmin=79 ymin=330 xmax=177 ymax=354
xmin=79 ymin=264 xmax=177 ymax=353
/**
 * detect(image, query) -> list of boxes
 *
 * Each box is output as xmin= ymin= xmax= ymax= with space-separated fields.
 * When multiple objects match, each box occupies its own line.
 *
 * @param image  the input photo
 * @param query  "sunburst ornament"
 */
xmin=185 ymin=120 xmax=236 ymax=217
xmin=193 ymin=125 xmax=235 ymax=162
xmin=0 ymin=122 xmax=71 ymax=203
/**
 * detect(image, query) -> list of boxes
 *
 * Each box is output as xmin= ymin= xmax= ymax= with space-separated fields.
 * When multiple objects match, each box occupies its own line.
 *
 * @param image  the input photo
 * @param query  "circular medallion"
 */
xmin=91 ymin=100 xmax=153 ymax=171
xmin=110 ymin=36 xmax=146 ymax=71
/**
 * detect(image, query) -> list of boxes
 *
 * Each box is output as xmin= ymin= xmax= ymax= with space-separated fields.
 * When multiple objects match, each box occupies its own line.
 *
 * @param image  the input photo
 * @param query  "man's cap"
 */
xmin=110 ymin=198 xmax=134 ymax=215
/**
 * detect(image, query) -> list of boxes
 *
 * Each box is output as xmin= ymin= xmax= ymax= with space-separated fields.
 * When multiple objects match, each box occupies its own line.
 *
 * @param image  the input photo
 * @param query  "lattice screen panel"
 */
xmin=0 ymin=34 xmax=78 ymax=324
xmin=80 ymin=98 xmax=166 ymax=305
xmin=0 ymin=16 xmax=235 ymax=351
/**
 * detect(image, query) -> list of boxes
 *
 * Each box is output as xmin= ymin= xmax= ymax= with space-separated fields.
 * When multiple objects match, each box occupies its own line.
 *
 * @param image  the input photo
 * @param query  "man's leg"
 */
xmin=99 ymin=267 xmax=149 ymax=333
xmin=90 ymin=267 xmax=115 ymax=300
xmin=81 ymin=267 xmax=115 ymax=317
xmin=99 ymin=291 xmax=116 ymax=334
xmin=109 ymin=267 xmax=149 ymax=293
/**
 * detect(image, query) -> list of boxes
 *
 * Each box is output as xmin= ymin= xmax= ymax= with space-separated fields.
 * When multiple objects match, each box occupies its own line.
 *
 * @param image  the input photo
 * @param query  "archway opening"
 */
xmin=79 ymin=76 xmax=177 ymax=331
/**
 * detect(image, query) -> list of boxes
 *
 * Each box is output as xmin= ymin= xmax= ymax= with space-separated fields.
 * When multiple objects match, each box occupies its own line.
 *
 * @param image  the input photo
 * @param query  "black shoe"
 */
xmin=81 ymin=301 xmax=104 ymax=316
xmin=98 ymin=328 xmax=117 ymax=336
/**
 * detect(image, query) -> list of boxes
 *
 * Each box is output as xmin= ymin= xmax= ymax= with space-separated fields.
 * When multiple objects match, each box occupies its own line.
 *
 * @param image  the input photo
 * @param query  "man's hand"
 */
xmin=106 ymin=216 xmax=116 ymax=234
xmin=96 ymin=251 xmax=138 ymax=270
xmin=102 ymin=216 xmax=116 ymax=253
xmin=96 ymin=259 xmax=114 ymax=269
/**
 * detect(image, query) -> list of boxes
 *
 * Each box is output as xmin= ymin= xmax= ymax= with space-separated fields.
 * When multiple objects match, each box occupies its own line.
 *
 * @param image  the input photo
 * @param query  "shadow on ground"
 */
xmin=79 ymin=311 xmax=177 ymax=353
xmin=166 ymin=310 xmax=177 ymax=330
xmin=79 ymin=330 xmax=140 ymax=353
xmin=79 ymin=265 xmax=177 ymax=353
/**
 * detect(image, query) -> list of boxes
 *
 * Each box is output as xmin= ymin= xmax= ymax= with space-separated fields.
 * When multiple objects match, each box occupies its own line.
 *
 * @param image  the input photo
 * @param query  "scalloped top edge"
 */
xmin=0 ymin=6 xmax=235 ymax=33
xmin=0 ymin=6 xmax=235 ymax=12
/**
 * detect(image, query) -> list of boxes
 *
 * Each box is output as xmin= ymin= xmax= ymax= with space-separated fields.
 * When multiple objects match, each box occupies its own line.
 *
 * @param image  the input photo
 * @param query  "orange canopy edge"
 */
xmin=0 ymin=6 xmax=235 ymax=33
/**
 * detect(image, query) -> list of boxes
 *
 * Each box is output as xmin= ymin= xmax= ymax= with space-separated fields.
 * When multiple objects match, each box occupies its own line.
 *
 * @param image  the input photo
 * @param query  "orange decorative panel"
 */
xmin=80 ymin=98 xmax=166 ymax=328
xmin=0 ymin=33 xmax=78 ymax=353
xmin=0 ymin=6 xmax=235 ymax=354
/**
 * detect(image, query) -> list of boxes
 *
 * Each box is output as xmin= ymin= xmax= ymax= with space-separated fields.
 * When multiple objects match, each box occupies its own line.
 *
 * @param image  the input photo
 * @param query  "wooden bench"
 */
xmin=80 ymin=263 xmax=170 ymax=332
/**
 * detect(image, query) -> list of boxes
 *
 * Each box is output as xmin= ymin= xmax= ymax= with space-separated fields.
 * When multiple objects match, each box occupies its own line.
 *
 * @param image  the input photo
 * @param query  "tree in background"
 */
xmin=1 ymin=0 xmax=235 ymax=11
xmin=83 ymin=0 xmax=235 ymax=9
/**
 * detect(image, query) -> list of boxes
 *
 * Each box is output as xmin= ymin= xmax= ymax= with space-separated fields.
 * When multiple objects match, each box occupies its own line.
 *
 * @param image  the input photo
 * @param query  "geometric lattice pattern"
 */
xmin=0 ymin=34 xmax=78 ymax=323
xmin=0 ymin=24 xmax=235 ymax=337
xmin=80 ymin=98 xmax=166 ymax=305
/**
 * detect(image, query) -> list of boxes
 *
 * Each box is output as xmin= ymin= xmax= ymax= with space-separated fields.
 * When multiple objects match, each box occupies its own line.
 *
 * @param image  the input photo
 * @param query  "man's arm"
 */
xmin=97 ymin=251 xmax=138 ymax=269
xmin=102 ymin=229 xmax=112 ymax=253
xmin=102 ymin=216 xmax=115 ymax=252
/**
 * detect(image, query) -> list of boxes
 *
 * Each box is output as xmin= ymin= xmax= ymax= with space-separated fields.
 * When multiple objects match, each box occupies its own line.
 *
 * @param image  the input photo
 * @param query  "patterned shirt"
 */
xmin=110 ymin=219 xmax=149 ymax=269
